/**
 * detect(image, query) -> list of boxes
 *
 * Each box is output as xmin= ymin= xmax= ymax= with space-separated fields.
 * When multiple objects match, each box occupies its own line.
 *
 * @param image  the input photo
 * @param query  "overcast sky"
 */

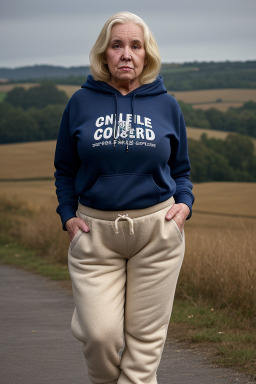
xmin=0 ymin=0 xmax=255 ymax=68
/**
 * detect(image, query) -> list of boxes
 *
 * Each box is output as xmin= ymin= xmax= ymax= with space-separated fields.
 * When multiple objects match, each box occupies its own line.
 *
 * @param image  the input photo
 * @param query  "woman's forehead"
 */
xmin=110 ymin=22 xmax=144 ymax=40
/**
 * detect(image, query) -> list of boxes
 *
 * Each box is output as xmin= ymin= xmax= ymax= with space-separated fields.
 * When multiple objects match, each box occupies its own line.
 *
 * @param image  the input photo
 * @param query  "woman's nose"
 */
xmin=122 ymin=46 xmax=132 ymax=60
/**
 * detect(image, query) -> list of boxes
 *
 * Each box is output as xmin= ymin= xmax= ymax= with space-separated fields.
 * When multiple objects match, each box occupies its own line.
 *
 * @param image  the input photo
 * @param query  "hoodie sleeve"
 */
xmin=54 ymin=105 xmax=81 ymax=231
xmin=169 ymin=109 xmax=195 ymax=220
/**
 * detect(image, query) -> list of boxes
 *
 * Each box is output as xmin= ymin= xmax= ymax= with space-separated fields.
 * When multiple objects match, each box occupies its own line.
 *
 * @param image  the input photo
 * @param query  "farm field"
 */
xmin=0 ymin=140 xmax=56 ymax=179
xmin=0 ymin=139 xmax=255 ymax=218
xmin=58 ymin=86 xmax=256 ymax=112
xmin=1 ymin=83 xmax=256 ymax=111
xmin=0 ymin=139 xmax=255 ymax=334
xmin=191 ymin=102 xmax=243 ymax=111
xmin=1 ymin=179 xmax=255 ymax=218
xmin=1 ymin=132 xmax=256 ymax=184
xmin=186 ymin=126 xmax=230 ymax=140
xmin=0 ymin=180 xmax=57 ymax=206
xmin=1 ymin=177 xmax=255 ymax=320
xmin=170 ymin=88 xmax=256 ymax=107
xmin=191 ymin=182 xmax=256 ymax=217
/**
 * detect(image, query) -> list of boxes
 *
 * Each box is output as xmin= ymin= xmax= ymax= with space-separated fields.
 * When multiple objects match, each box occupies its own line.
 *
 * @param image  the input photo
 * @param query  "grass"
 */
xmin=183 ymin=211 xmax=256 ymax=318
xmin=171 ymin=298 xmax=256 ymax=378
xmin=0 ymin=234 xmax=70 ymax=283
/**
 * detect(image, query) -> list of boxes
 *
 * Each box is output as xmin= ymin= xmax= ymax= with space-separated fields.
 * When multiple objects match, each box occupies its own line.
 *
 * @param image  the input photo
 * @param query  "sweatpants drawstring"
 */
xmin=114 ymin=214 xmax=134 ymax=235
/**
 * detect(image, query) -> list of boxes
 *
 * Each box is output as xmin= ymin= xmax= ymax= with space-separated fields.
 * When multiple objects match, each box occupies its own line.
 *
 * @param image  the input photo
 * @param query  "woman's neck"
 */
xmin=107 ymin=78 xmax=140 ymax=95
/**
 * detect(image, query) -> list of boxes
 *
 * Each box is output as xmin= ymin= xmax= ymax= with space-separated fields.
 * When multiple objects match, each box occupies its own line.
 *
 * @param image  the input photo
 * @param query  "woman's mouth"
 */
xmin=118 ymin=66 xmax=133 ymax=71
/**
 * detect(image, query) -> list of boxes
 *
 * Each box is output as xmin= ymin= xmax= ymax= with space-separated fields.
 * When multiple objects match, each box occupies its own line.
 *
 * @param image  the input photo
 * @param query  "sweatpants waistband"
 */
xmin=77 ymin=196 xmax=175 ymax=221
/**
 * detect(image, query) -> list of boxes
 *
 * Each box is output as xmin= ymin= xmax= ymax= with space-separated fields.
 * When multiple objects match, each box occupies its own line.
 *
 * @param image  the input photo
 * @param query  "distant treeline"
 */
xmin=1 ymin=83 xmax=256 ymax=182
xmin=189 ymin=134 xmax=256 ymax=182
xmin=1 ymin=61 xmax=256 ymax=91
xmin=179 ymin=100 xmax=256 ymax=138
xmin=2 ymin=83 xmax=256 ymax=141
xmin=161 ymin=61 xmax=256 ymax=91
xmin=0 ymin=64 xmax=90 ymax=81
xmin=4 ymin=81 xmax=68 ymax=109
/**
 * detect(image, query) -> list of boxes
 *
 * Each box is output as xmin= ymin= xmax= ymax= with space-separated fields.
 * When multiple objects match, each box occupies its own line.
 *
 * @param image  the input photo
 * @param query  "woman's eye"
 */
xmin=113 ymin=44 xmax=121 ymax=49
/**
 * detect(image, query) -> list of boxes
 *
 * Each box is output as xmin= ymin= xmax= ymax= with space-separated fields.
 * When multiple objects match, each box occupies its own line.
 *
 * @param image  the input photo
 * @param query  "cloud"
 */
xmin=0 ymin=0 xmax=255 ymax=67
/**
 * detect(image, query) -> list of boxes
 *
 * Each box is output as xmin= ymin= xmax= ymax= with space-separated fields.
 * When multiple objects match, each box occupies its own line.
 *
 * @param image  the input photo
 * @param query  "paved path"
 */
xmin=0 ymin=265 xmax=254 ymax=384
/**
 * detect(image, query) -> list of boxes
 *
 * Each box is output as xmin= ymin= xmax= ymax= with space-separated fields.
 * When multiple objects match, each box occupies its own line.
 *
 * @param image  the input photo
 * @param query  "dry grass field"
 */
xmin=186 ymin=126 xmax=230 ymax=140
xmin=172 ymin=89 xmax=256 ymax=104
xmin=0 ymin=141 xmax=56 ymax=180
xmin=174 ymin=90 xmax=256 ymax=112
xmin=1 ymin=139 xmax=255 ymax=219
xmin=0 ymin=179 xmax=255 ymax=317
xmin=191 ymin=102 xmax=243 ymax=111
xmin=1 ymin=179 xmax=255 ymax=218
xmin=1 ymin=83 xmax=256 ymax=112
xmin=0 ymin=180 xmax=56 ymax=205
xmin=1 ymin=134 xmax=256 ymax=185
xmin=0 ymin=140 xmax=255 ymax=316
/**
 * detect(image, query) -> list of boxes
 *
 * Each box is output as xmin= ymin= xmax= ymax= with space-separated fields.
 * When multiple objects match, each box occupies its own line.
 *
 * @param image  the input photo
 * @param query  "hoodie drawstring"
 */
xmin=114 ymin=214 xmax=134 ymax=235
xmin=126 ymin=94 xmax=136 ymax=153
xmin=113 ymin=93 xmax=119 ymax=149
xmin=113 ymin=94 xmax=136 ymax=153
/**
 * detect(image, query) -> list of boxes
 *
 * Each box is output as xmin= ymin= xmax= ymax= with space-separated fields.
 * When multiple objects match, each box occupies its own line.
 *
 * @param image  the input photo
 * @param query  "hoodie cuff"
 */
xmin=173 ymin=194 xmax=193 ymax=220
xmin=58 ymin=205 xmax=78 ymax=231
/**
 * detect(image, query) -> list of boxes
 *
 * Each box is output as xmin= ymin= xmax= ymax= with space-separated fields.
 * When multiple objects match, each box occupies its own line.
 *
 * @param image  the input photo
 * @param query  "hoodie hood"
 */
xmin=81 ymin=75 xmax=167 ymax=152
xmin=81 ymin=74 xmax=167 ymax=97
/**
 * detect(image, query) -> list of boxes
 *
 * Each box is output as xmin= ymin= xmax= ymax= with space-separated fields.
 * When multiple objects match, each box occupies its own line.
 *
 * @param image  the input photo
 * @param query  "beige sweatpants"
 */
xmin=68 ymin=196 xmax=185 ymax=384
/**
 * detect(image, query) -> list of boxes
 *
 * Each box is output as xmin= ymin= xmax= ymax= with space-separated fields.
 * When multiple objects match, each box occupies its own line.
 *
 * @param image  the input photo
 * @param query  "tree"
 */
xmin=28 ymin=104 xmax=64 ymax=140
xmin=225 ymin=133 xmax=254 ymax=171
xmin=0 ymin=106 xmax=39 ymax=143
xmin=4 ymin=83 xmax=68 ymax=110
xmin=5 ymin=87 xmax=26 ymax=108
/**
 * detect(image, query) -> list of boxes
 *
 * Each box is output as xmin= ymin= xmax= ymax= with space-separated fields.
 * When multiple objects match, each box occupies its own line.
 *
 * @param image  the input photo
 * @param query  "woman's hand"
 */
xmin=165 ymin=203 xmax=190 ymax=234
xmin=65 ymin=217 xmax=90 ymax=242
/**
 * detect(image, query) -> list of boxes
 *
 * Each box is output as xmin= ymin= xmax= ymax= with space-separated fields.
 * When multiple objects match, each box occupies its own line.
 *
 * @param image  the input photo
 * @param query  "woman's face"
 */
xmin=105 ymin=22 xmax=147 ymax=89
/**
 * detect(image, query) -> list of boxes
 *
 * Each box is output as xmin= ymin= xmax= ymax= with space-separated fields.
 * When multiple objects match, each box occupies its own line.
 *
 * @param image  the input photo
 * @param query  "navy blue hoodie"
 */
xmin=54 ymin=74 xmax=194 ymax=230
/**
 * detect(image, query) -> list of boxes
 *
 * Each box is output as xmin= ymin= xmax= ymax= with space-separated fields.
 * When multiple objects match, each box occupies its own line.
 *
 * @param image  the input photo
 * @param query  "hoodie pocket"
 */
xmin=90 ymin=173 xmax=161 ymax=210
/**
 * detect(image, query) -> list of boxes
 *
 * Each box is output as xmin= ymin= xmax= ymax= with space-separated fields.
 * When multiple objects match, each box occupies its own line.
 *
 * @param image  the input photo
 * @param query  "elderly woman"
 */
xmin=54 ymin=11 xmax=194 ymax=384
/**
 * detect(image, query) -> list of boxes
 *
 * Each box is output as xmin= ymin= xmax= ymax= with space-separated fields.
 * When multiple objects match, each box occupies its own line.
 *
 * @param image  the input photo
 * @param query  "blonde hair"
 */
xmin=89 ymin=11 xmax=161 ymax=85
